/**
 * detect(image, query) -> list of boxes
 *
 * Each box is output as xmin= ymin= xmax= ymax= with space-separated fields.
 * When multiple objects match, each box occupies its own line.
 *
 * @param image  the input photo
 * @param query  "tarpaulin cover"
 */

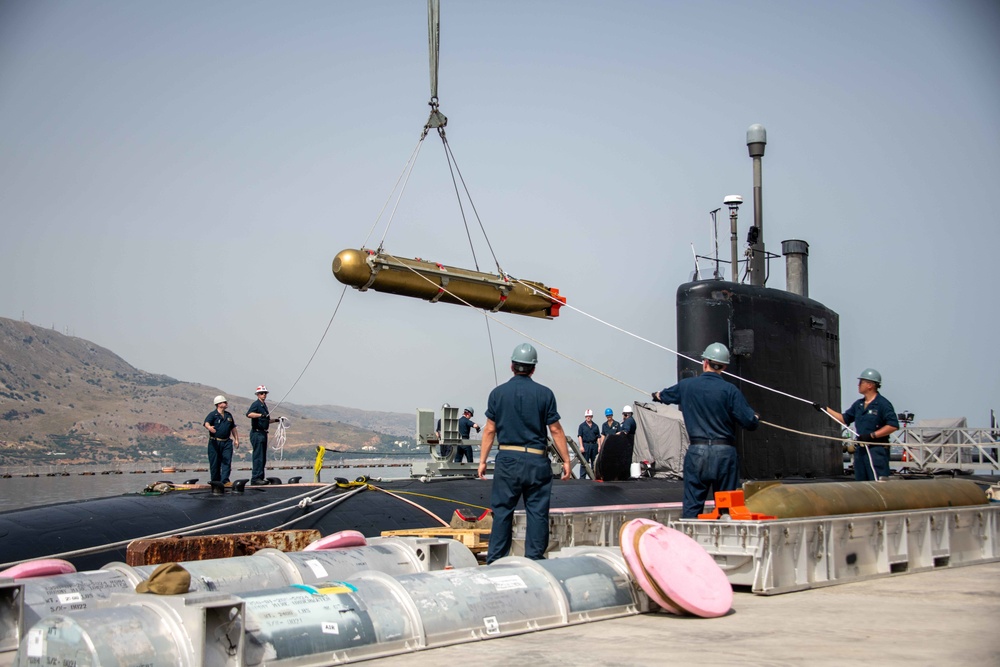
xmin=633 ymin=402 xmax=689 ymax=479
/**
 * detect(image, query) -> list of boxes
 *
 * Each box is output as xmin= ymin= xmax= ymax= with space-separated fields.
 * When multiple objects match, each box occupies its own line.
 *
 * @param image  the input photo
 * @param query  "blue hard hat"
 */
xmin=604 ymin=408 xmax=614 ymax=417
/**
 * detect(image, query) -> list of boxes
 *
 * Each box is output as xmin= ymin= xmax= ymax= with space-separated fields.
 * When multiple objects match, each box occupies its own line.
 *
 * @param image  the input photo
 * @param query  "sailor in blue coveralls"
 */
xmin=203 ymin=395 xmax=240 ymax=484
xmin=246 ymin=385 xmax=279 ymax=485
xmin=600 ymin=408 xmax=620 ymax=444
xmin=478 ymin=343 xmax=571 ymax=563
xmin=818 ymin=368 xmax=898 ymax=481
xmin=653 ymin=343 xmax=759 ymax=518
xmin=454 ymin=408 xmax=480 ymax=463
xmin=577 ymin=410 xmax=600 ymax=478
xmin=620 ymin=405 xmax=637 ymax=436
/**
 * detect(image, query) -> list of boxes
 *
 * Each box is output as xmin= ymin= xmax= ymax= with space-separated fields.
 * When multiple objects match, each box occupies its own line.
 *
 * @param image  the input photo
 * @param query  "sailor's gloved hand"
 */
xmin=651 ymin=392 xmax=660 ymax=403
xmin=812 ymin=402 xmax=824 ymax=412
xmin=475 ymin=426 xmax=481 ymax=433
xmin=856 ymin=432 xmax=876 ymax=443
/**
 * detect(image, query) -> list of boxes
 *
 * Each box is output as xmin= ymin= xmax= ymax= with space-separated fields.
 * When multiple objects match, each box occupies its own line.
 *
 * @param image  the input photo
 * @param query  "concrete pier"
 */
xmin=370 ymin=561 xmax=1000 ymax=666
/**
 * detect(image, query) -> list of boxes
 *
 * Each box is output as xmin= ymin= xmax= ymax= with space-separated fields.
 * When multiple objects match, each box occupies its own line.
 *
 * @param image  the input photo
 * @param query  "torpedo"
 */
xmin=332 ymin=248 xmax=566 ymax=319
xmin=744 ymin=478 xmax=988 ymax=519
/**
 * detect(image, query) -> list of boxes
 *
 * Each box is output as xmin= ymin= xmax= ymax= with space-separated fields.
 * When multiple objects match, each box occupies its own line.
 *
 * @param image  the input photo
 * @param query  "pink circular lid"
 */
xmin=0 ymin=558 xmax=77 ymax=579
xmin=619 ymin=519 xmax=682 ymax=614
xmin=637 ymin=523 xmax=732 ymax=618
xmin=303 ymin=530 xmax=368 ymax=551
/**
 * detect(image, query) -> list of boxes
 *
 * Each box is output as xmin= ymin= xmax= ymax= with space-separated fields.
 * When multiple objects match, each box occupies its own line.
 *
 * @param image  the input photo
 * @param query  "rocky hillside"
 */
xmin=0 ymin=317 xmax=415 ymax=465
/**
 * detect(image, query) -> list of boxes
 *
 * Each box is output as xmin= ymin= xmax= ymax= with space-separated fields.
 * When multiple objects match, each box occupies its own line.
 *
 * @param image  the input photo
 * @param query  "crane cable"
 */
xmin=271 ymin=1 xmax=496 ymax=415
xmin=428 ymin=0 xmax=440 ymax=106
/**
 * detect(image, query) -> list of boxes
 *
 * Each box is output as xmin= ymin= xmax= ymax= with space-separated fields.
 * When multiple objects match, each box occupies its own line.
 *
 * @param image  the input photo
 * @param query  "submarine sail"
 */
xmin=677 ymin=279 xmax=843 ymax=479
xmin=677 ymin=125 xmax=843 ymax=479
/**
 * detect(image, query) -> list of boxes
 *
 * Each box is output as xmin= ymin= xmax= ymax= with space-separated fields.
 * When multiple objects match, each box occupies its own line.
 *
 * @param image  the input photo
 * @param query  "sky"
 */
xmin=1 ymin=0 xmax=998 ymax=430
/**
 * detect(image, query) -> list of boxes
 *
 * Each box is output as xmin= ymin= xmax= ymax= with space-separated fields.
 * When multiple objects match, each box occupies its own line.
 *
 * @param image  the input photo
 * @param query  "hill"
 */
xmin=0 ymin=317 xmax=416 ymax=466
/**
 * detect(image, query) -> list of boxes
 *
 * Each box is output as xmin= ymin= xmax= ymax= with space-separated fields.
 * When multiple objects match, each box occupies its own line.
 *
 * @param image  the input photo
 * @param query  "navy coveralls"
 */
xmin=204 ymin=409 xmax=237 ymax=483
xmin=657 ymin=372 xmax=758 ymax=518
xmin=485 ymin=374 xmax=560 ymax=563
xmin=454 ymin=416 xmax=477 ymax=463
xmin=246 ymin=399 xmax=271 ymax=482
xmin=577 ymin=420 xmax=600 ymax=478
xmin=620 ymin=414 xmax=637 ymax=436
xmin=843 ymin=394 xmax=898 ymax=481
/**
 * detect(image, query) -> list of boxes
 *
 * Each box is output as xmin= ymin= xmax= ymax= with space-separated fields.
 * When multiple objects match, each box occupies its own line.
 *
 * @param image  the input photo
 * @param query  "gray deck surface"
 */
xmin=369 ymin=561 xmax=1000 ymax=666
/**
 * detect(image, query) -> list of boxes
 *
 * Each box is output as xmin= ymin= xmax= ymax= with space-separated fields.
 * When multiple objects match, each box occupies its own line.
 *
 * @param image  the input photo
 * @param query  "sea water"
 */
xmin=0 ymin=461 xmax=416 ymax=512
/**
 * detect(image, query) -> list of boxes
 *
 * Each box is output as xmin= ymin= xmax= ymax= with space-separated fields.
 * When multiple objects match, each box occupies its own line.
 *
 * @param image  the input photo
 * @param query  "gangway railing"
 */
xmin=893 ymin=427 xmax=1000 ymax=472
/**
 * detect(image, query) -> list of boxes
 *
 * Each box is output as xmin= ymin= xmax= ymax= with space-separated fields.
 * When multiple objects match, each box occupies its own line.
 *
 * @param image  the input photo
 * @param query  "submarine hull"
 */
xmin=0 ymin=477 xmax=684 ymax=571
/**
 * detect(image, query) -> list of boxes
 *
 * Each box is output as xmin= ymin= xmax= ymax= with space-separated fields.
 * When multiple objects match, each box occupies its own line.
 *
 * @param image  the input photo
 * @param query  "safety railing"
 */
xmin=894 ymin=427 xmax=1000 ymax=472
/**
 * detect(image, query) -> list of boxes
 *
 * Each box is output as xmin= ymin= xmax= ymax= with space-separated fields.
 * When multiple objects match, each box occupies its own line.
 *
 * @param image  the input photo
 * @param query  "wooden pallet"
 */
xmin=380 ymin=527 xmax=491 ymax=552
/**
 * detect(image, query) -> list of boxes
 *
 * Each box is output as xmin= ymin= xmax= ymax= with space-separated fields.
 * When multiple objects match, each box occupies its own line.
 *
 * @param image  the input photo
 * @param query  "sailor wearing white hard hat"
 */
xmin=246 ymin=385 xmax=280 ymax=485
xmin=203 ymin=395 xmax=239 ymax=485
xmin=577 ymin=409 xmax=600 ymax=479
xmin=620 ymin=404 xmax=637 ymax=437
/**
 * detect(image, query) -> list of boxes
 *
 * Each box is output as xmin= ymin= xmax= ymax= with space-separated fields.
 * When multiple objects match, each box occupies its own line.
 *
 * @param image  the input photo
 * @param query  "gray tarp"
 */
xmin=907 ymin=417 xmax=970 ymax=465
xmin=632 ymin=401 xmax=689 ymax=479
xmin=910 ymin=417 xmax=968 ymax=442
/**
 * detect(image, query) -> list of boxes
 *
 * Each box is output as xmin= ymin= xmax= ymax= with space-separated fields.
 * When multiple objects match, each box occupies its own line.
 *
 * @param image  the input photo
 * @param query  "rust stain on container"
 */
xmin=126 ymin=529 xmax=322 ymax=565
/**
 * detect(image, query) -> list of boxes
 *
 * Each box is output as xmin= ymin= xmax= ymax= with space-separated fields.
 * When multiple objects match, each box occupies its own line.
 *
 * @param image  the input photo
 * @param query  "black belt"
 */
xmin=209 ymin=436 xmax=231 ymax=442
xmin=252 ymin=429 xmax=268 ymax=434
xmin=582 ymin=441 xmax=598 ymax=445
xmin=690 ymin=438 xmax=733 ymax=446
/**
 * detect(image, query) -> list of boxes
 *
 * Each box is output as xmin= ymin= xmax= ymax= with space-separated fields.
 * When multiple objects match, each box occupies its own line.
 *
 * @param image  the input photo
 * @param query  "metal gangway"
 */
xmin=895 ymin=425 xmax=1000 ymax=473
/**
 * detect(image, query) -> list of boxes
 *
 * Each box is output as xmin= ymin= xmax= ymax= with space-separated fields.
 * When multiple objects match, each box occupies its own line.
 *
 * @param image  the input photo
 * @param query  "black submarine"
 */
xmin=677 ymin=124 xmax=843 ymax=480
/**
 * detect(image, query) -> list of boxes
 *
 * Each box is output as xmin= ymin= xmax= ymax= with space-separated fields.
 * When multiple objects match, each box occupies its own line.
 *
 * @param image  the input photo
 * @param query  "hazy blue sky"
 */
xmin=2 ymin=1 xmax=998 ymax=429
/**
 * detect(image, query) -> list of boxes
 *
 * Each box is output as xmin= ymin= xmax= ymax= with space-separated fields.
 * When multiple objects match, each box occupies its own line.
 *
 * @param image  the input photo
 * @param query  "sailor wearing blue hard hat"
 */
xmin=601 ymin=408 xmax=620 ymax=445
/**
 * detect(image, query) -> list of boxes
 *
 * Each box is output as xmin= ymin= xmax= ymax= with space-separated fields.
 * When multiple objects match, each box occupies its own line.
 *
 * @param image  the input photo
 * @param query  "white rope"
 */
xmin=367 ymin=252 xmax=890 ymax=478
xmin=376 ymin=252 xmax=640 ymax=392
xmin=377 ymin=137 xmax=428 ymax=251
xmin=267 ymin=485 xmax=368 ymax=531
xmin=362 ymin=136 xmax=427 ymax=250
xmin=0 ymin=483 xmax=344 ymax=569
xmin=508 ymin=275 xmax=810 ymax=405
xmin=271 ymin=416 xmax=291 ymax=461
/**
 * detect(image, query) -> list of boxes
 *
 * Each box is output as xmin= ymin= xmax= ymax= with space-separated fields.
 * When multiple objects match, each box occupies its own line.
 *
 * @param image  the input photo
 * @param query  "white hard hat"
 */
xmin=584 ymin=409 xmax=593 ymax=417
xmin=622 ymin=405 xmax=633 ymax=413
xmin=255 ymin=385 xmax=269 ymax=394
xmin=214 ymin=395 xmax=227 ymax=405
